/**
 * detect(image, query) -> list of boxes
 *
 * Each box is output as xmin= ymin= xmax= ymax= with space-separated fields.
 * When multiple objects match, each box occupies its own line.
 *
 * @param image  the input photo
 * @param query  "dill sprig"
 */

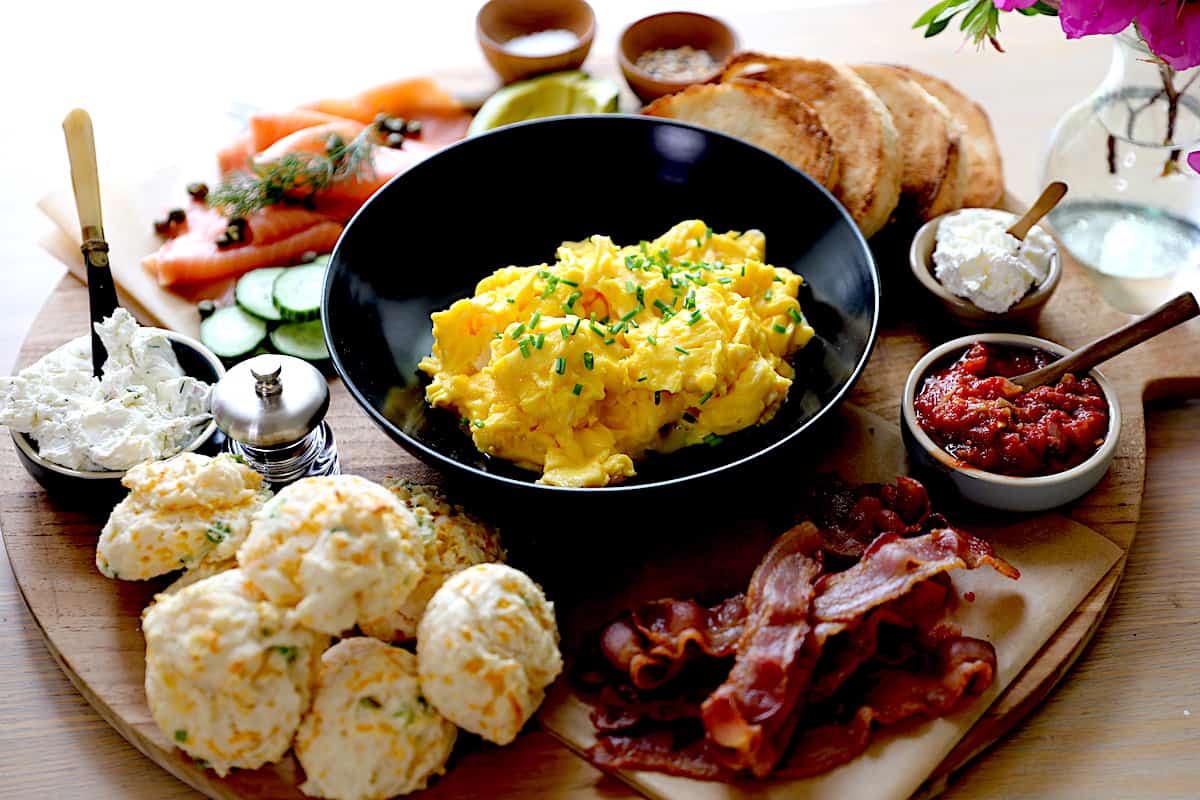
xmin=207 ymin=127 xmax=377 ymax=217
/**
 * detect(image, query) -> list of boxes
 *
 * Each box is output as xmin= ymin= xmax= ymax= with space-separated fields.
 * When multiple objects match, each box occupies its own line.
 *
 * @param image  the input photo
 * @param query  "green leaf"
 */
xmin=913 ymin=0 xmax=958 ymax=29
xmin=925 ymin=17 xmax=953 ymax=37
xmin=960 ymin=0 xmax=989 ymax=33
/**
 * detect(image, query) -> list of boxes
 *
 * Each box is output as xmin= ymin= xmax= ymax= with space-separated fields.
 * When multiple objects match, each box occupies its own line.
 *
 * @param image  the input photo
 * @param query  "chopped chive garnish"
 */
xmin=572 ymin=383 xmax=583 ymax=396
xmin=529 ymin=311 xmax=541 ymax=328
xmin=553 ymin=357 xmax=566 ymax=375
xmin=741 ymin=265 xmax=747 ymax=277
xmin=705 ymin=226 xmax=713 ymax=242
xmin=590 ymin=321 xmax=605 ymax=337
xmin=703 ymin=433 xmax=724 ymax=446
xmin=674 ymin=346 xmax=689 ymax=355
xmin=604 ymin=337 xmax=616 ymax=345
xmin=559 ymin=277 xmax=579 ymax=287
xmin=535 ymin=332 xmax=546 ymax=349
xmin=506 ymin=297 xmax=516 ymax=304
xmin=639 ymin=241 xmax=649 ymax=256
xmin=695 ymin=237 xmax=703 ymax=248
xmin=609 ymin=321 xmax=626 ymax=335
xmin=629 ymin=318 xmax=640 ymax=329
xmin=537 ymin=269 xmax=551 ymax=278
xmin=510 ymin=323 xmax=526 ymax=339
xmin=658 ymin=248 xmax=670 ymax=263
xmin=699 ymin=391 xmax=713 ymax=404
xmin=560 ymin=323 xmax=570 ymax=339
xmin=540 ymin=279 xmax=559 ymax=299
xmin=647 ymin=335 xmax=657 ymax=345
xmin=682 ymin=412 xmax=697 ymax=423
xmin=474 ymin=420 xmax=486 ymax=429
xmin=773 ymin=323 xmax=788 ymax=334
xmin=774 ymin=275 xmax=784 ymax=282
xmin=684 ymin=289 xmax=696 ymax=310
xmin=687 ymin=310 xmax=702 ymax=326
xmin=571 ymin=318 xmax=582 ymax=335
xmin=621 ymin=306 xmax=640 ymax=321
xmin=765 ymin=289 xmax=773 ymax=300
xmin=494 ymin=331 xmax=503 ymax=340
xmin=788 ymin=307 xmax=804 ymax=324
xmin=654 ymin=299 xmax=671 ymax=315
xmin=583 ymin=352 xmax=594 ymax=370
xmin=360 ymin=697 xmax=382 ymax=709
xmin=637 ymin=376 xmax=648 ymax=382
xmin=718 ymin=277 xmax=732 ymax=285
xmin=625 ymin=280 xmax=636 ymax=294
xmin=519 ymin=339 xmax=531 ymax=358
xmin=625 ymin=255 xmax=637 ymax=269
xmin=565 ymin=291 xmax=581 ymax=310
xmin=174 ymin=729 xmax=188 ymax=743
xmin=636 ymin=286 xmax=645 ymax=304
xmin=654 ymin=390 xmax=662 ymax=405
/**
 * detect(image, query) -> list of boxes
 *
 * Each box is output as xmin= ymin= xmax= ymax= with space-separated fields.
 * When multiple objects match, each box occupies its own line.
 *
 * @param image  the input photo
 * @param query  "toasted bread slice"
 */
xmin=724 ymin=53 xmax=902 ymax=237
xmin=642 ymin=81 xmax=838 ymax=190
xmin=853 ymin=64 xmax=965 ymax=221
xmin=889 ymin=66 xmax=1003 ymax=208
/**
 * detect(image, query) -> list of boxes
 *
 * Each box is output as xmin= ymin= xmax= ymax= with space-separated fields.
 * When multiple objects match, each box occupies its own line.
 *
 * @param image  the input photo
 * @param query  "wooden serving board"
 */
xmin=4 ymin=230 xmax=1196 ymax=798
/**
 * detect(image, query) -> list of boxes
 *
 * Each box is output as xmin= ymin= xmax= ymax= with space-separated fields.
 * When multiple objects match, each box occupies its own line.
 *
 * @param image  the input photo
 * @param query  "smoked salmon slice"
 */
xmin=303 ymin=77 xmax=465 ymax=124
xmin=248 ymin=108 xmax=356 ymax=154
xmin=143 ymin=204 xmax=342 ymax=287
xmin=217 ymin=134 xmax=256 ymax=174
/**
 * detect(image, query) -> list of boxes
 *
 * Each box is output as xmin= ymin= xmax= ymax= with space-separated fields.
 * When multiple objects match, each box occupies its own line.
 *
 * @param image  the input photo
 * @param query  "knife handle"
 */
xmin=63 ymin=109 xmax=105 ymax=241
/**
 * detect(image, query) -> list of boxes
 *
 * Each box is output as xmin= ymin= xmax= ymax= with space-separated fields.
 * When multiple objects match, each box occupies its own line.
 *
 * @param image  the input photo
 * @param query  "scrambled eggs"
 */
xmin=417 ymin=563 xmax=562 ymax=745
xmin=295 ymin=638 xmax=457 ymax=800
xmin=142 ymin=569 xmax=328 ymax=776
xmin=383 ymin=479 xmax=506 ymax=641
xmin=419 ymin=220 xmax=814 ymax=487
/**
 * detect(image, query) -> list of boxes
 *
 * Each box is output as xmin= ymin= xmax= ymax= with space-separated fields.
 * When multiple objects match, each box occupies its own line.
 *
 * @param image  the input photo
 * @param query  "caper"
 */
xmin=300 ymin=251 xmax=318 ymax=264
xmin=197 ymin=299 xmax=217 ymax=319
xmin=385 ymin=132 xmax=406 ymax=148
xmin=382 ymin=116 xmax=408 ymax=134
xmin=153 ymin=218 xmax=171 ymax=236
xmin=405 ymin=120 xmax=422 ymax=137
xmin=167 ymin=208 xmax=187 ymax=224
xmin=186 ymin=182 xmax=209 ymax=201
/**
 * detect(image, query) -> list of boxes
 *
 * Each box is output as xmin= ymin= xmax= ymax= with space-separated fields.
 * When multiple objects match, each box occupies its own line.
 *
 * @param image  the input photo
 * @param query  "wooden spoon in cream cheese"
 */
xmin=1006 ymin=181 xmax=1068 ymax=241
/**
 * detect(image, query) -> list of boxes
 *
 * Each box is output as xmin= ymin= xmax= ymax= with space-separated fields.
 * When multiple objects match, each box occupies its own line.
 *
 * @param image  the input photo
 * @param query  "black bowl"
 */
xmin=324 ymin=115 xmax=878 ymax=496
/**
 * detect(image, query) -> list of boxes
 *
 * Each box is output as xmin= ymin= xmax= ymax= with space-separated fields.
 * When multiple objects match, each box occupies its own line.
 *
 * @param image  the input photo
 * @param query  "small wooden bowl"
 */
xmin=476 ymin=0 xmax=595 ymax=84
xmin=909 ymin=210 xmax=1061 ymax=329
xmin=618 ymin=12 xmax=738 ymax=104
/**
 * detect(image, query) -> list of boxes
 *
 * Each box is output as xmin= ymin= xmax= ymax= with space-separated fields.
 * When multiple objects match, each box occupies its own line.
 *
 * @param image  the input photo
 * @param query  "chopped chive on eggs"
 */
xmin=418 ymin=220 xmax=814 ymax=487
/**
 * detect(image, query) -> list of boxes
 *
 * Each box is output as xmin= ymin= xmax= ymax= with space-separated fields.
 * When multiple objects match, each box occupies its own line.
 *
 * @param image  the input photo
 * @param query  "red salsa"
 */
xmin=914 ymin=343 xmax=1109 ymax=477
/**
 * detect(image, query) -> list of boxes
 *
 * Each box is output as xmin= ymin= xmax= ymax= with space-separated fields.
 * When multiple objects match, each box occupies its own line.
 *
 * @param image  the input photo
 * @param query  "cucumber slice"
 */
xmin=235 ymin=267 xmax=285 ymax=321
xmin=272 ymin=263 xmax=326 ymax=322
xmin=270 ymin=320 xmax=329 ymax=361
xmin=200 ymin=306 xmax=268 ymax=359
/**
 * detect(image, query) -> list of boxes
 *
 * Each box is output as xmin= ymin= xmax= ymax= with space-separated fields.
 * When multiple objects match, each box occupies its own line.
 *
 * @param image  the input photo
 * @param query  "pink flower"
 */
xmin=1138 ymin=1 xmax=1200 ymax=70
xmin=994 ymin=0 xmax=1038 ymax=9
xmin=1189 ymin=150 xmax=1200 ymax=173
xmin=1059 ymin=0 xmax=1148 ymax=38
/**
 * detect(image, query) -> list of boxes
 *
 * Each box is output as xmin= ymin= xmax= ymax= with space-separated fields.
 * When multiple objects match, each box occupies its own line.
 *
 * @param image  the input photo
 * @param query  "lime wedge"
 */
xmin=468 ymin=71 xmax=620 ymax=136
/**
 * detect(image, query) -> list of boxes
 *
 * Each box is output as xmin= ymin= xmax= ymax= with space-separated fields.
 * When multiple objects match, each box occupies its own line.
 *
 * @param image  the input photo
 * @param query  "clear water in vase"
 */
xmin=1041 ymin=32 xmax=1200 ymax=313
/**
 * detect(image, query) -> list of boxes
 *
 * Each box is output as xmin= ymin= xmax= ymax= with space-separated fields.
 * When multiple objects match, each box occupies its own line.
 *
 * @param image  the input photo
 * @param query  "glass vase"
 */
xmin=1041 ymin=28 xmax=1200 ymax=314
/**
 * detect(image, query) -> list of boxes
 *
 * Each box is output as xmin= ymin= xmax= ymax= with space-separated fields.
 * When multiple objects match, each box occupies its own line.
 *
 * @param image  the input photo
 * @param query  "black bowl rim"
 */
xmin=324 ymin=113 xmax=880 ymax=494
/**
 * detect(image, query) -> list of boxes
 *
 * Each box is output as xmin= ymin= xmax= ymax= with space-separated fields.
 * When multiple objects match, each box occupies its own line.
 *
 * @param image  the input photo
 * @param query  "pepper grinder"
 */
xmin=211 ymin=354 xmax=340 ymax=487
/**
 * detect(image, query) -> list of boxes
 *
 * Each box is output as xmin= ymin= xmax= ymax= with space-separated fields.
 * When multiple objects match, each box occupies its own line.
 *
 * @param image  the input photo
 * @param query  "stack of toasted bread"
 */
xmin=642 ymin=54 xmax=1004 ymax=238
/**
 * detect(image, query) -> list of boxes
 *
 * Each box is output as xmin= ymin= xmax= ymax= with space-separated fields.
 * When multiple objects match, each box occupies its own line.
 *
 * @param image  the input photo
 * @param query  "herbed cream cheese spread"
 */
xmin=932 ymin=209 xmax=1056 ymax=313
xmin=0 ymin=308 xmax=211 ymax=471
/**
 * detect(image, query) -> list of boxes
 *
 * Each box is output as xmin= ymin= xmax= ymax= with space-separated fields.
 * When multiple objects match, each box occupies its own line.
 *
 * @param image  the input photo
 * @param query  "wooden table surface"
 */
xmin=2 ymin=2 xmax=1198 ymax=798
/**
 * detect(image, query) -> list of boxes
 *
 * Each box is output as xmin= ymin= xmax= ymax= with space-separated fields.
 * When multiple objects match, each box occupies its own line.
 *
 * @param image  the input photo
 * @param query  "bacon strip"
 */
xmin=795 ymin=475 xmax=938 ymax=558
xmin=600 ymin=595 xmax=747 ymax=691
xmin=591 ymin=728 xmax=734 ymax=782
xmin=700 ymin=523 xmax=824 ymax=776
xmin=779 ymin=637 xmax=997 ymax=778
xmin=814 ymin=529 xmax=1019 ymax=634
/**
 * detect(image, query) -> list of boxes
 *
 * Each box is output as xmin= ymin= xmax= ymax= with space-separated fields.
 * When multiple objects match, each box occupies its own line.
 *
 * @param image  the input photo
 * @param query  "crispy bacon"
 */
xmin=600 ymin=595 xmax=747 ymax=690
xmin=795 ymin=475 xmax=940 ymax=558
xmin=700 ymin=522 xmax=824 ymax=776
xmin=583 ymin=477 xmax=1020 ymax=783
xmin=814 ymin=529 xmax=1019 ymax=634
xmin=779 ymin=637 xmax=997 ymax=778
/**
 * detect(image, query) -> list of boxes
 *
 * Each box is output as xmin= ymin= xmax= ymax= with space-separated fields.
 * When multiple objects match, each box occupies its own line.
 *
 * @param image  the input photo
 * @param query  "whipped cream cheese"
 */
xmin=0 ymin=309 xmax=211 ymax=471
xmin=932 ymin=209 xmax=1056 ymax=313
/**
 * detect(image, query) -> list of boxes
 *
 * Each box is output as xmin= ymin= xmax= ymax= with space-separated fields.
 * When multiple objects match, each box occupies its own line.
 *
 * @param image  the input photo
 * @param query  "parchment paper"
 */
xmin=539 ymin=405 xmax=1124 ymax=800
